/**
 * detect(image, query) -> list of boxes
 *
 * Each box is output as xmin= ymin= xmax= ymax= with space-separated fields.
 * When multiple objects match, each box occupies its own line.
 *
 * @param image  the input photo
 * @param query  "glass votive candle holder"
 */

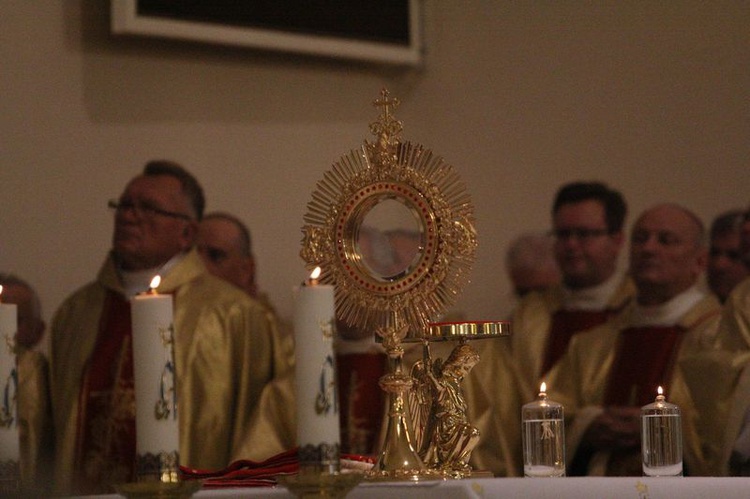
xmin=522 ymin=382 xmax=566 ymax=477
xmin=641 ymin=386 xmax=683 ymax=477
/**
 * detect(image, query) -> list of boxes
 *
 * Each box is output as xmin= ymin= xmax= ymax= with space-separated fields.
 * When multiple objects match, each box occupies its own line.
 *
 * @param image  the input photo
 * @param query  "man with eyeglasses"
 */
xmin=510 ymin=182 xmax=634 ymax=402
xmin=548 ymin=203 xmax=721 ymax=476
xmin=707 ymin=209 xmax=750 ymax=303
xmin=47 ymin=161 xmax=292 ymax=494
xmin=461 ymin=181 xmax=633 ymax=477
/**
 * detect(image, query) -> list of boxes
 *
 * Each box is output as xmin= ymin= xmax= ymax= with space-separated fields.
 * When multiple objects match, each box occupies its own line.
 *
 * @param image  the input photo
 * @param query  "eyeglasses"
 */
xmin=108 ymin=199 xmax=192 ymax=221
xmin=709 ymin=247 xmax=742 ymax=262
xmin=552 ymin=228 xmax=610 ymax=241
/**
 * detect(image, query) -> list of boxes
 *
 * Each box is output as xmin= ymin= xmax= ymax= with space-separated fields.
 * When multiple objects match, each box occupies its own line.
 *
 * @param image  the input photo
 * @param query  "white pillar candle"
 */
xmin=293 ymin=268 xmax=340 ymax=464
xmin=130 ymin=277 xmax=179 ymax=458
xmin=0 ymin=290 xmax=19 ymax=462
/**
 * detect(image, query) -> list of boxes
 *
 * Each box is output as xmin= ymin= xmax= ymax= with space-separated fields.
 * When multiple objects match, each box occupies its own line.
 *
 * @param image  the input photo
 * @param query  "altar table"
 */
xmin=84 ymin=476 xmax=749 ymax=499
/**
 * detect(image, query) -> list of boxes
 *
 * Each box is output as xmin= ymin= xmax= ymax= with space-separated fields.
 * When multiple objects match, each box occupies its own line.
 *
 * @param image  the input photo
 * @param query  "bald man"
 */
xmin=547 ymin=203 xmax=721 ymax=476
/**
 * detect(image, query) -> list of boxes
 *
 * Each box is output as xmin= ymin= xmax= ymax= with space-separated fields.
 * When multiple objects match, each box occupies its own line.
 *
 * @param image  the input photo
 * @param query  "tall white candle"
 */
xmin=130 ymin=276 xmax=179 ymax=458
xmin=0 ymin=286 xmax=19 ymax=462
xmin=293 ymin=268 xmax=340 ymax=457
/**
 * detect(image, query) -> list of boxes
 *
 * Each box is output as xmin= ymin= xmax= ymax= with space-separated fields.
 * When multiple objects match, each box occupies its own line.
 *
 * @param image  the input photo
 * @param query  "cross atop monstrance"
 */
xmin=369 ymin=88 xmax=403 ymax=147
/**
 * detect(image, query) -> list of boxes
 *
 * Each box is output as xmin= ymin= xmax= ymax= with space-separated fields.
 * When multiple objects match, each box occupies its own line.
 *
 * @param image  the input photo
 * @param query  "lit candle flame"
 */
xmin=310 ymin=267 xmax=322 ymax=280
xmin=540 ymin=381 xmax=547 ymax=394
xmin=306 ymin=267 xmax=322 ymax=286
xmin=149 ymin=275 xmax=161 ymax=292
xmin=657 ymin=386 xmax=663 ymax=396
xmin=0 ymin=284 xmax=3 ymax=302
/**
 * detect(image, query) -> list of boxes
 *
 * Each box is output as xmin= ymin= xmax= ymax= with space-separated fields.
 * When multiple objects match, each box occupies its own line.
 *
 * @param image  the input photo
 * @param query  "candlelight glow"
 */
xmin=149 ymin=275 xmax=161 ymax=290
xmin=657 ymin=386 xmax=663 ymax=396
xmin=540 ymin=381 xmax=547 ymax=394
xmin=0 ymin=285 xmax=3 ymax=301
xmin=310 ymin=267 xmax=322 ymax=280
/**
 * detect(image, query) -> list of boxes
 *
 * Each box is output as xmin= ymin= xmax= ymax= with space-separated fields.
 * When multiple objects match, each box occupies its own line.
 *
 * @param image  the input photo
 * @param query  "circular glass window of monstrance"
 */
xmin=356 ymin=198 xmax=423 ymax=281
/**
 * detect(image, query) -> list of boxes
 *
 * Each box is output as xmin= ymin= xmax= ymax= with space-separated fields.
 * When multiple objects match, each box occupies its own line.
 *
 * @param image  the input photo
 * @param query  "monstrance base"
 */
xmin=113 ymin=480 xmax=202 ymax=499
xmin=276 ymin=472 xmax=364 ymax=498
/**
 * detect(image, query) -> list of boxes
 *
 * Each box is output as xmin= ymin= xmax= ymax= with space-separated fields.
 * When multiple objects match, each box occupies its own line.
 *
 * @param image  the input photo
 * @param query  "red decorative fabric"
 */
xmin=542 ymin=309 xmax=614 ymax=374
xmin=180 ymin=448 xmax=375 ymax=488
xmin=603 ymin=325 xmax=686 ymax=407
xmin=73 ymin=291 xmax=136 ymax=494
xmin=336 ymin=353 xmax=387 ymax=455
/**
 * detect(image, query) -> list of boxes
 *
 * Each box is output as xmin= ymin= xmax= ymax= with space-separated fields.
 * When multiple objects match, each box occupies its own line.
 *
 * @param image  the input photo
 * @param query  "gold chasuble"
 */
xmin=49 ymin=249 xmax=292 ymax=495
xmin=17 ymin=348 xmax=54 ymax=489
xmin=510 ymin=277 xmax=635 ymax=402
xmin=546 ymin=294 xmax=721 ymax=477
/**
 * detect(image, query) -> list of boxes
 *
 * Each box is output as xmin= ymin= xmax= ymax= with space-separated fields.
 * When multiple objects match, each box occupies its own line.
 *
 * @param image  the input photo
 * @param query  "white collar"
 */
xmin=562 ymin=272 xmax=622 ymax=311
xmin=119 ymin=252 xmax=186 ymax=297
xmin=631 ymin=285 xmax=705 ymax=327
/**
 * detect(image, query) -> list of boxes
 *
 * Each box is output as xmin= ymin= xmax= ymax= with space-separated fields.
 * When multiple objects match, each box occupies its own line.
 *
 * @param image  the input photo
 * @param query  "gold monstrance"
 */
xmin=300 ymin=89 xmax=509 ymax=480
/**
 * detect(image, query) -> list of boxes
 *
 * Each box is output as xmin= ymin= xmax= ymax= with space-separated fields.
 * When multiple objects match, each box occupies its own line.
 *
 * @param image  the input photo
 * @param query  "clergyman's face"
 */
xmin=197 ymin=218 xmax=254 ymax=294
xmin=553 ymin=199 xmax=623 ymax=289
xmin=629 ymin=205 xmax=706 ymax=302
xmin=707 ymin=230 xmax=750 ymax=302
xmin=112 ymin=175 xmax=195 ymax=271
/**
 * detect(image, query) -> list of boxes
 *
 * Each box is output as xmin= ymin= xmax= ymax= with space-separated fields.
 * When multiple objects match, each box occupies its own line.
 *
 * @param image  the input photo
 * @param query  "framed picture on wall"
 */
xmin=111 ymin=0 xmax=422 ymax=66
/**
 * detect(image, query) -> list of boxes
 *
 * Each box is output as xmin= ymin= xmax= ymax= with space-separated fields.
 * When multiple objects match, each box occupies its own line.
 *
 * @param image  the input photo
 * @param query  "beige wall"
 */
xmin=2 ymin=1 xmax=748 ymax=328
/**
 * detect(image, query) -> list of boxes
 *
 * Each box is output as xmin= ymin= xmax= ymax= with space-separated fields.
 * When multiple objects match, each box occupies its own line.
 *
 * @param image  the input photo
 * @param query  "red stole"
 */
xmin=542 ymin=309 xmax=614 ymax=374
xmin=73 ymin=291 xmax=136 ymax=494
xmin=603 ymin=325 xmax=686 ymax=407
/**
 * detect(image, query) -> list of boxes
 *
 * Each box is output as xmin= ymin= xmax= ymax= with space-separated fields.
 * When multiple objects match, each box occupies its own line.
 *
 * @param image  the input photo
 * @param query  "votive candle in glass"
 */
xmin=522 ymin=382 xmax=565 ymax=477
xmin=641 ymin=386 xmax=682 ymax=477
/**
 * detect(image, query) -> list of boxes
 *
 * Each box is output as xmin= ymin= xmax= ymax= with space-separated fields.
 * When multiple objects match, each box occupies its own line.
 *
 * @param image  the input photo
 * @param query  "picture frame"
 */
xmin=111 ymin=1 xmax=422 ymax=66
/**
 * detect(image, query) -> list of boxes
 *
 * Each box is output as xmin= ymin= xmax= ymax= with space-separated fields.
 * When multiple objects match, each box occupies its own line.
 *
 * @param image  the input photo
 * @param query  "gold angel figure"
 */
xmin=409 ymin=342 xmax=480 ymax=475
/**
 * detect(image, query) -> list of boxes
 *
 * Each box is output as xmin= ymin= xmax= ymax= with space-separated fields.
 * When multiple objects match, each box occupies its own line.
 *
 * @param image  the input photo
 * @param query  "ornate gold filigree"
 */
xmin=300 ymin=89 xmax=477 ymax=337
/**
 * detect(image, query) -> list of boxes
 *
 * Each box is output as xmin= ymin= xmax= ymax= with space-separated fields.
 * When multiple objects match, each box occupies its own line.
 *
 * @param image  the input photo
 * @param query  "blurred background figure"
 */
xmin=707 ymin=209 xmax=750 ymax=303
xmin=198 ymin=211 xmax=284 ymax=318
xmin=0 ymin=274 xmax=46 ymax=353
xmin=0 ymin=273 xmax=53 ymax=490
xmin=505 ymin=232 xmax=561 ymax=299
xmin=197 ymin=212 xmax=259 ymax=298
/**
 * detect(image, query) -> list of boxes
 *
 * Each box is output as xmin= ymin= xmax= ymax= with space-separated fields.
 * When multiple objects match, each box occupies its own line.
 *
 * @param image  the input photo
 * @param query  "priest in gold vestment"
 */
xmin=680 ymin=208 xmax=750 ymax=476
xmin=464 ymin=182 xmax=632 ymax=476
xmin=511 ymin=182 xmax=633 ymax=403
xmin=547 ymin=204 xmax=721 ymax=476
xmin=48 ymin=162 xmax=293 ymax=495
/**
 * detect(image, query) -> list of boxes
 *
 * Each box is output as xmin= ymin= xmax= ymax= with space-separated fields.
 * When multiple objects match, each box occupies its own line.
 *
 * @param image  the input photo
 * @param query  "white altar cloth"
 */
xmin=82 ymin=476 xmax=749 ymax=499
